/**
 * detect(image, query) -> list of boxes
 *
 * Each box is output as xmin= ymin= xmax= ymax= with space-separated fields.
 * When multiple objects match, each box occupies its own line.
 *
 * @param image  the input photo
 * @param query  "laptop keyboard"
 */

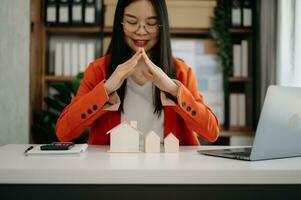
xmin=226 ymin=151 xmax=250 ymax=156
xmin=224 ymin=148 xmax=251 ymax=157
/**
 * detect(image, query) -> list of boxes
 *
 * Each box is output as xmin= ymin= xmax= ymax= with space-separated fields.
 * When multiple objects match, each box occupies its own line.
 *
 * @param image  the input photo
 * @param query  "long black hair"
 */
xmin=106 ymin=0 xmax=176 ymax=117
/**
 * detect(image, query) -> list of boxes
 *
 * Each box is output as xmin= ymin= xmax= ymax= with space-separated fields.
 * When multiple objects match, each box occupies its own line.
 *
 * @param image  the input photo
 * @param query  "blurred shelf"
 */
xmin=229 ymin=28 xmax=252 ymax=34
xmin=229 ymin=77 xmax=252 ymax=82
xmin=45 ymin=76 xmax=74 ymax=81
xmin=220 ymin=126 xmax=254 ymax=137
xmin=170 ymin=27 xmax=211 ymax=34
xmin=103 ymin=27 xmax=112 ymax=33
xmin=103 ymin=27 xmax=211 ymax=35
xmin=46 ymin=26 xmax=101 ymax=34
xmin=45 ymin=27 xmax=251 ymax=35
xmin=45 ymin=27 xmax=252 ymax=35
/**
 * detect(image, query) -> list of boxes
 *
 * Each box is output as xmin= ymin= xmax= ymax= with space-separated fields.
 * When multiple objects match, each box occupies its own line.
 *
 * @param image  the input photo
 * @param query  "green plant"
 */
xmin=211 ymin=0 xmax=232 ymax=128
xmin=32 ymin=73 xmax=88 ymax=143
xmin=211 ymin=0 xmax=232 ymax=75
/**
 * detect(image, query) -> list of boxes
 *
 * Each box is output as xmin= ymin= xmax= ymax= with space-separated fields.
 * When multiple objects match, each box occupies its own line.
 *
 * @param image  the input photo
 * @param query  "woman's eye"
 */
xmin=147 ymin=22 xmax=157 ymax=26
xmin=126 ymin=20 xmax=137 ymax=25
xmin=147 ymin=20 xmax=158 ymax=26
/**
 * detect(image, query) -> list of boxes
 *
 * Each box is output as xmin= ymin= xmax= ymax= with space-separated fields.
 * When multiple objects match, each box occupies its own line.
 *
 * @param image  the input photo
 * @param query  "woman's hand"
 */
xmin=104 ymin=48 xmax=143 ymax=95
xmin=141 ymin=49 xmax=179 ymax=97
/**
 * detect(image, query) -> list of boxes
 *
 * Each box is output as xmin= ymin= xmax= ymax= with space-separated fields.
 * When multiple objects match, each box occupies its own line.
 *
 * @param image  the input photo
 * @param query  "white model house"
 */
xmin=107 ymin=121 xmax=142 ymax=152
xmin=144 ymin=131 xmax=160 ymax=153
xmin=164 ymin=133 xmax=179 ymax=153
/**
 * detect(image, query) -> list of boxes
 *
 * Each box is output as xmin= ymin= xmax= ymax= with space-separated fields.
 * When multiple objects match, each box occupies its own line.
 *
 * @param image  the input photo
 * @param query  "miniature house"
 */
xmin=107 ymin=121 xmax=142 ymax=152
xmin=144 ymin=131 xmax=160 ymax=153
xmin=164 ymin=133 xmax=179 ymax=153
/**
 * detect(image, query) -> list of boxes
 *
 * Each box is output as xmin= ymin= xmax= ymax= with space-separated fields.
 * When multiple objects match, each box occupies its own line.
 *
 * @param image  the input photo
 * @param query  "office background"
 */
xmin=0 ymin=0 xmax=300 ymax=145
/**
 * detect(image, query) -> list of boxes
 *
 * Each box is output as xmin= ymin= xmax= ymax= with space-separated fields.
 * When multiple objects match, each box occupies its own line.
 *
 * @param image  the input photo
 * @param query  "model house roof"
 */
xmin=145 ymin=131 xmax=160 ymax=140
xmin=106 ymin=121 xmax=143 ymax=135
xmin=164 ymin=133 xmax=179 ymax=142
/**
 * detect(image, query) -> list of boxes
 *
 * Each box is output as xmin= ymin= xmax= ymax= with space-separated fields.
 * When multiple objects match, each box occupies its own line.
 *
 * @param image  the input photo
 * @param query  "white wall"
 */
xmin=0 ymin=0 xmax=30 ymax=144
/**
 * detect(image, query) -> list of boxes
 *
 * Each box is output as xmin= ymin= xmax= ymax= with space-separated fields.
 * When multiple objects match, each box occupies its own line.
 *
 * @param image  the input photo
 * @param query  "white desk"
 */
xmin=1 ymin=144 xmax=301 ymax=199
xmin=0 ymin=144 xmax=301 ymax=184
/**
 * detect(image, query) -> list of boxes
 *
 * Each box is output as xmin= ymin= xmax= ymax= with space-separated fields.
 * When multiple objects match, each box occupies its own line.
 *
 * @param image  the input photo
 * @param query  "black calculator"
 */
xmin=40 ymin=142 xmax=74 ymax=151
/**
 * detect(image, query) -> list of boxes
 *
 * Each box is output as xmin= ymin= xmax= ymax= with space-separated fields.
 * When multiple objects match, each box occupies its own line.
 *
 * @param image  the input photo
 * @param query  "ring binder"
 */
xmin=45 ymin=0 xmax=58 ymax=25
xmin=58 ymin=0 xmax=70 ymax=25
xmin=72 ymin=0 xmax=84 ymax=25
xmin=84 ymin=0 xmax=96 ymax=25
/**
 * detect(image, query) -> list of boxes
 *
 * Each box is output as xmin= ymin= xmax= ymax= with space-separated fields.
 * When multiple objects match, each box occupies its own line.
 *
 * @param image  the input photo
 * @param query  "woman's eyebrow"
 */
xmin=147 ymin=16 xmax=158 ymax=20
xmin=124 ymin=13 xmax=138 ymax=19
xmin=124 ymin=13 xmax=158 ymax=20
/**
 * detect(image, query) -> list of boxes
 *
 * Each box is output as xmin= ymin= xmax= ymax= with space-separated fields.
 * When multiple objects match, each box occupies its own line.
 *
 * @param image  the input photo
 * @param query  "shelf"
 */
xmin=45 ymin=27 xmax=212 ymax=35
xmin=220 ymin=126 xmax=254 ymax=137
xmin=229 ymin=28 xmax=252 ymax=34
xmin=45 ymin=27 xmax=251 ymax=35
xmin=103 ymin=27 xmax=211 ymax=35
xmin=46 ymin=26 xmax=101 ymax=34
xmin=44 ymin=27 xmax=251 ymax=35
xmin=44 ymin=76 xmax=74 ymax=81
xmin=229 ymin=77 xmax=252 ymax=82
xmin=170 ymin=27 xmax=211 ymax=34
xmin=103 ymin=27 xmax=112 ymax=34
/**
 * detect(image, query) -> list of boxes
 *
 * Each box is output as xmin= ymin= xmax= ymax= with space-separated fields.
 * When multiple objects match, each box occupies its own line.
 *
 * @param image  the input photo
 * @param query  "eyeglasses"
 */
xmin=121 ymin=20 xmax=163 ymax=34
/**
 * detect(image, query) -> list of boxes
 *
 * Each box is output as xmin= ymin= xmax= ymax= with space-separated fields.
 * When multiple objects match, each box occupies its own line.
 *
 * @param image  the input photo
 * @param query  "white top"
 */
xmin=1 ymin=144 xmax=301 ymax=184
xmin=121 ymin=78 xmax=164 ymax=145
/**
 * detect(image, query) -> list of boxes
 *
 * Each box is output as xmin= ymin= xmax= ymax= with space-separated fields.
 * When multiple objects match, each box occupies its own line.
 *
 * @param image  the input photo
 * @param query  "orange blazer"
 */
xmin=56 ymin=55 xmax=219 ymax=145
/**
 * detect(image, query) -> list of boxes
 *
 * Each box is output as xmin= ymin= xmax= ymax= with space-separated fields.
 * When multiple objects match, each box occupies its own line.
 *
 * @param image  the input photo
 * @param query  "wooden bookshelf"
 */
xmin=44 ymin=76 xmax=75 ymax=82
xmin=229 ymin=77 xmax=252 ymax=82
xmin=45 ymin=27 xmax=251 ymax=36
xmin=219 ymin=125 xmax=254 ymax=137
xmin=229 ymin=28 xmax=252 ymax=34
xmin=220 ymin=129 xmax=254 ymax=137
xmin=46 ymin=27 xmax=101 ymax=34
xmin=46 ymin=27 xmax=212 ymax=35
xmin=30 ymin=0 xmax=258 ymax=144
xmin=103 ymin=27 xmax=212 ymax=35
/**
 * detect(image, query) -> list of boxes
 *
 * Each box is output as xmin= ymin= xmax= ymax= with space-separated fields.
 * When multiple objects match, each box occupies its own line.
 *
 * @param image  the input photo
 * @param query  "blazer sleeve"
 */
xmin=55 ymin=62 xmax=120 ymax=141
xmin=161 ymin=67 xmax=219 ymax=142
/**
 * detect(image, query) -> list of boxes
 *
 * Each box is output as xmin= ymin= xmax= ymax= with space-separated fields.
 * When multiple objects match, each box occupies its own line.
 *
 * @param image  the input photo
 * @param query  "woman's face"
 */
xmin=122 ymin=0 xmax=159 ymax=53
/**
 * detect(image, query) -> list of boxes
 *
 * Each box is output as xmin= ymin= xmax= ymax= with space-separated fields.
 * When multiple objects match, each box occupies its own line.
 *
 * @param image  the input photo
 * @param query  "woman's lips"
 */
xmin=133 ymin=40 xmax=149 ymax=47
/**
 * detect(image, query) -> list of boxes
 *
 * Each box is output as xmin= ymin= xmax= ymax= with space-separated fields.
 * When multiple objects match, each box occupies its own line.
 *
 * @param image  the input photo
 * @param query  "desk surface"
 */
xmin=1 ymin=144 xmax=301 ymax=184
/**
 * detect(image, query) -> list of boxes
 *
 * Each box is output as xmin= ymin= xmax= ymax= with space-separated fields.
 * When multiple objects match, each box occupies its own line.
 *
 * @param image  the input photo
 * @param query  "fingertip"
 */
xmin=137 ymin=53 xmax=143 ymax=59
xmin=142 ymin=51 xmax=149 ymax=60
xmin=142 ymin=51 xmax=147 ymax=58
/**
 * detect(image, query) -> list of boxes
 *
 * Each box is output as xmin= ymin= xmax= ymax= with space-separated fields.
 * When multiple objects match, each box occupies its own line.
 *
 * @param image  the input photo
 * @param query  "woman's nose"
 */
xmin=136 ymin=24 xmax=148 ymax=35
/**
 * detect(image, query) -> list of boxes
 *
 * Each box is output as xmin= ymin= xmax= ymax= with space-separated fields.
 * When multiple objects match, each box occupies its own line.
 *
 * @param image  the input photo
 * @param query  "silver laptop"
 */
xmin=198 ymin=85 xmax=301 ymax=161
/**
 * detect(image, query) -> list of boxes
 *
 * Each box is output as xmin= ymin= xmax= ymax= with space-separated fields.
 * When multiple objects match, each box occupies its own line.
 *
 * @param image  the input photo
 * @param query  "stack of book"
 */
xmin=230 ymin=93 xmax=246 ymax=127
xmin=233 ymin=40 xmax=249 ymax=77
xmin=231 ymin=0 xmax=253 ymax=27
xmin=45 ymin=0 xmax=102 ymax=26
xmin=48 ymin=36 xmax=100 ymax=76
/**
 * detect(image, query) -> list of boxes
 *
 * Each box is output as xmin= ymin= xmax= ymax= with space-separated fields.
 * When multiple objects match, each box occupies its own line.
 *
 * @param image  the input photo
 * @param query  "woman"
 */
xmin=56 ymin=0 xmax=219 ymax=145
